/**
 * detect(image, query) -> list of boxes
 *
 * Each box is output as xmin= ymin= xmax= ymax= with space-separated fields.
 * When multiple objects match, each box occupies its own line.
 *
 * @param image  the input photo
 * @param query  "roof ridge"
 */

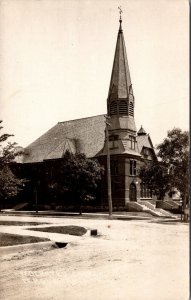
xmin=46 ymin=139 xmax=68 ymax=159
xmin=58 ymin=114 xmax=105 ymax=124
xmin=121 ymin=31 xmax=129 ymax=99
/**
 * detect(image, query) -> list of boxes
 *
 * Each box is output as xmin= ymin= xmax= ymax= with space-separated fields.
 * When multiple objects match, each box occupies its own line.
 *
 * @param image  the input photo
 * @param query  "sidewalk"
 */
xmin=1 ymin=210 xmax=164 ymax=220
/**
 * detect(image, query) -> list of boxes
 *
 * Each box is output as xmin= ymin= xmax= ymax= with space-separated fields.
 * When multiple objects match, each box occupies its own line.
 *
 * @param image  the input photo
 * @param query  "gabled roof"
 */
xmin=23 ymin=115 xmax=106 ymax=163
xmin=137 ymin=133 xmax=157 ymax=161
xmin=137 ymin=134 xmax=153 ymax=151
xmin=108 ymin=20 xmax=134 ymax=102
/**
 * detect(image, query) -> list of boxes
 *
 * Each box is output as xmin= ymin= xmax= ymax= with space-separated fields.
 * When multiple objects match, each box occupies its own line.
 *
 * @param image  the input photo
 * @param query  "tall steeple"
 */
xmin=107 ymin=12 xmax=136 ymax=134
xmin=98 ymin=11 xmax=142 ymax=207
xmin=108 ymin=15 xmax=134 ymax=105
xmin=98 ymin=11 xmax=140 ymax=158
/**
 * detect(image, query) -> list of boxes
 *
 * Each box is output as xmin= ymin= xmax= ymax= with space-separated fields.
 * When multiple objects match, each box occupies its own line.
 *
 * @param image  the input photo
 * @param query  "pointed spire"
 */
xmin=138 ymin=125 xmax=147 ymax=136
xmin=108 ymin=11 xmax=134 ymax=102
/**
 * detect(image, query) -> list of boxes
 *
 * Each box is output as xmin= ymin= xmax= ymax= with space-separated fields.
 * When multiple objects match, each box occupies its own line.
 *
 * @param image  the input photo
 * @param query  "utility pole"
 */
xmin=34 ymin=185 xmax=38 ymax=213
xmin=183 ymin=193 xmax=188 ymax=222
xmin=104 ymin=116 xmax=112 ymax=217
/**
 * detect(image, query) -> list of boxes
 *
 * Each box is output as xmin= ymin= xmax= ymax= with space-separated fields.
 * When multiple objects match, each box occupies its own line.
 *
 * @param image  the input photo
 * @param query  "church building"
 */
xmin=20 ymin=16 xmax=157 ymax=210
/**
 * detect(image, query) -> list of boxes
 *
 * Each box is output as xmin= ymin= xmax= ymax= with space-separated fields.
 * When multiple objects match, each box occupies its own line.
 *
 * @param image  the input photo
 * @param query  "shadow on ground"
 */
xmin=150 ymin=219 xmax=188 ymax=225
xmin=0 ymin=221 xmax=49 ymax=226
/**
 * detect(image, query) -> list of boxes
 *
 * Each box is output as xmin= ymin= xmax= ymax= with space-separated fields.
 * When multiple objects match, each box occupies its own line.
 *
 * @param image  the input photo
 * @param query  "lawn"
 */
xmin=28 ymin=225 xmax=87 ymax=236
xmin=0 ymin=233 xmax=49 ymax=247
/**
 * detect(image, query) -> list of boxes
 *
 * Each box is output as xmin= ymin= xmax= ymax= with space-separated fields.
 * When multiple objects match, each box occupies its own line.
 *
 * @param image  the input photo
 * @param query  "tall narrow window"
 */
xmin=129 ymin=136 xmax=136 ymax=150
xmin=111 ymin=160 xmax=119 ymax=175
xmin=130 ymin=160 xmax=136 ymax=176
xmin=119 ymin=100 xmax=128 ymax=115
xmin=140 ymin=183 xmax=152 ymax=199
xmin=110 ymin=101 xmax=117 ymax=116
xmin=129 ymin=102 xmax=134 ymax=117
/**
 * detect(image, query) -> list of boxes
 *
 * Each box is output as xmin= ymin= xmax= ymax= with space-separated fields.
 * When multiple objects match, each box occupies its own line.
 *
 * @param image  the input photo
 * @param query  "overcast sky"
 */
xmin=0 ymin=0 xmax=189 ymax=148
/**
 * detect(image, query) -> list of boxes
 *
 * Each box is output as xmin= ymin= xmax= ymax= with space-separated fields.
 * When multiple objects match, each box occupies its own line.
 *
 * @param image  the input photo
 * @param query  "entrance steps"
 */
xmin=165 ymin=199 xmax=180 ymax=207
xmin=157 ymin=199 xmax=180 ymax=211
xmin=127 ymin=201 xmax=176 ymax=218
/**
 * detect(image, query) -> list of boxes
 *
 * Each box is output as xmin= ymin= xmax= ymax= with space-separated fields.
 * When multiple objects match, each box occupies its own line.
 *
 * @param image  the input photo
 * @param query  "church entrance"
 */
xmin=129 ymin=183 xmax=137 ymax=201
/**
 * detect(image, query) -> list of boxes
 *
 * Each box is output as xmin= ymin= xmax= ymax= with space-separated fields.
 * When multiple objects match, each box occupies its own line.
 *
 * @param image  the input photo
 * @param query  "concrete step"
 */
xmin=139 ymin=201 xmax=156 ymax=210
xmin=127 ymin=202 xmax=176 ymax=218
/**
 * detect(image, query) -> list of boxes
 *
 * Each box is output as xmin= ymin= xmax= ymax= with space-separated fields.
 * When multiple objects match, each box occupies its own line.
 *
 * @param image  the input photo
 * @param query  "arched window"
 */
xmin=119 ymin=100 xmax=128 ymax=115
xmin=129 ymin=183 xmax=137 ymax=201
xmin=110 ymin=101 xmax=117 ymax=116
xmin=129 ymin=102 xmax=134 ymax=117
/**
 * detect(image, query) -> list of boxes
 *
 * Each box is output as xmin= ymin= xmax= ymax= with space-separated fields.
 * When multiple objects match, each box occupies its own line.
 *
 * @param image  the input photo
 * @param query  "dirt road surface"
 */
xmin=0 ymin=215 xmax=189 ymax=300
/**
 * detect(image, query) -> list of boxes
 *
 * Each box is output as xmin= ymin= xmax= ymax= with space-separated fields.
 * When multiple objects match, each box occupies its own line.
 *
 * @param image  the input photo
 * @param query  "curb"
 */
xmin=0 ymin=211 xmax=155 ymax=219
xmin=0 ymin=241 xmax=54 ymax=256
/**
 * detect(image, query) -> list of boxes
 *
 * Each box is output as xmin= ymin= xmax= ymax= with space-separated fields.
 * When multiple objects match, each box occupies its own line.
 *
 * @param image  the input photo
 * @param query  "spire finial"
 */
xmin=118 ymin=6 xmax=123 ymax=30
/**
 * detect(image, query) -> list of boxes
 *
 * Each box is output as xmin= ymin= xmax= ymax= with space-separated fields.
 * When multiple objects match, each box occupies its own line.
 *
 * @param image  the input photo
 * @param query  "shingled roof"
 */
xmin=137 ymin=134 xmax=153 ymax=151
xmin=22 ymin=114 xmax=157 ymax=164
xmin=137 ymin=133 xmax=157 ymax=161
xmin=23 ymin=115 xmax=106 ymax=163
xmin=108 ymin=19 xmax=134 ymax=102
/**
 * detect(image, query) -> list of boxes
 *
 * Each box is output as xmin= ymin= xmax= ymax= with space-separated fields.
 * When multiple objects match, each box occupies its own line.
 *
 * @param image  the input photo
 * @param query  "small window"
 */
xmin=109 ymin=135 xmax=118 ymax=149
xmin=119 ymin=100 xmax=128 ymax=115
xmin=130 ymin=160 xmax=136 ymax=176
xmin=143 ymin=148 xmax=149 ymax=156
xmin=110 ymin=101 xmax=117 ymax=116
xmin=109 ymin=140 xmax=118 ymax=149
xmin=129 ymin=102 xmax=134 ymax=117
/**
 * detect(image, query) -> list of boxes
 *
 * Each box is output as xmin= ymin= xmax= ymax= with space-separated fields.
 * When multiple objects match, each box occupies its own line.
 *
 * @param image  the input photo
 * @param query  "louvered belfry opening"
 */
xmin=129 ymin=102 xmax=134 ymax=117
xmin=119 ymin=100 xmax=128 ymax=115
xmin=110 ymin=101 xmax=118 ymax=116
xmin=109 ymin=99 xmax=133 ymax=117
xmin=109 ymin=100 xmax=129 ymax=116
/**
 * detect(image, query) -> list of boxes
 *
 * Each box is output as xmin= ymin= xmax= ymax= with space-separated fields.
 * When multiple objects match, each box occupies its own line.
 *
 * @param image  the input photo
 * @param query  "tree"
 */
xmin=157 ymin=128 xmax=189 ymax=220
xmin=0 ymin=121 xmax=26 ymax=209
xmin=47 ymin=151 xmax=104 ymax=213
xmin=139 ymin=163 xmax=171 ymax=200
xmin=140 ymin=128 xmax=189 ymax=220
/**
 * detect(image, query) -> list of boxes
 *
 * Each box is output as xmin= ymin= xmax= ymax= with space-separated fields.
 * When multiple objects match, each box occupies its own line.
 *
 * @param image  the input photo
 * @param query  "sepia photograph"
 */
xmin=0 ymin=0 xmax=189 ymax=299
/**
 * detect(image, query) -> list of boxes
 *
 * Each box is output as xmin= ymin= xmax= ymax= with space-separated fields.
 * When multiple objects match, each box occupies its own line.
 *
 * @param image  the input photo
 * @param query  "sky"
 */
xmin=0 ymin=0 xmax=189 ymax=148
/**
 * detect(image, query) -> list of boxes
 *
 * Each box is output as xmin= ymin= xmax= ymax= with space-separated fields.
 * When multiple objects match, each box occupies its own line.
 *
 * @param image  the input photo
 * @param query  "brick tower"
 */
xmin=97 ymin=15 xmax=142 ymax=207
